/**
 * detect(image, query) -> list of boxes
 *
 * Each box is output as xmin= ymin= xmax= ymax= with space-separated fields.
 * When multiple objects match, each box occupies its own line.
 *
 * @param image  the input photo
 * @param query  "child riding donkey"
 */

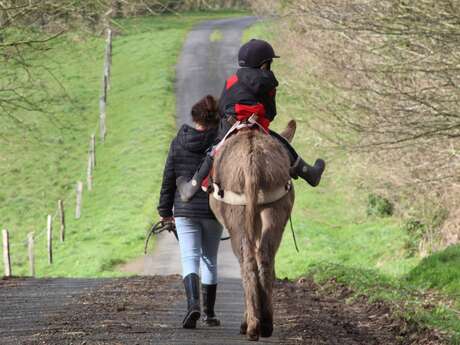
xmin=177 ymin=39 xmax=326 ymax=201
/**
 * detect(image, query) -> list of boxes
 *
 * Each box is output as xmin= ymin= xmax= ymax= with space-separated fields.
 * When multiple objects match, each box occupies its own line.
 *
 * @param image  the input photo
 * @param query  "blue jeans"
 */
xmin=175 ymin=217 xmax=223 ymax=285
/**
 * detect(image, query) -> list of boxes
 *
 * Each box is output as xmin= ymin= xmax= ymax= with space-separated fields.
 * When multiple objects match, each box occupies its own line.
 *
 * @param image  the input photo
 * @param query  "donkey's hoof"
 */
xmin=260 ymin=322 xmax=273 ymax=337
xmin=240 ymin=321 xmax=248 ymax=335
xmin=246 ymin=321 xmax=260 ymax=341
xmin=246 ymin=331 xmax=259 ymax=341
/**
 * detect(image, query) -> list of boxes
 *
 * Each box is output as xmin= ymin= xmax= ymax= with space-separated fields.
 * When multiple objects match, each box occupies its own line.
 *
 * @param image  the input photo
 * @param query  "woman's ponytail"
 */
xmin=191 ymin=95 xmax=220 ymax=128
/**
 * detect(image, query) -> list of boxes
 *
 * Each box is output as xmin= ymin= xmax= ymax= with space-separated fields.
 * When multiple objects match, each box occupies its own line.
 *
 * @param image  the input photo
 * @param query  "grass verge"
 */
xmin=0 ymin=10 xmax=246 ymax=278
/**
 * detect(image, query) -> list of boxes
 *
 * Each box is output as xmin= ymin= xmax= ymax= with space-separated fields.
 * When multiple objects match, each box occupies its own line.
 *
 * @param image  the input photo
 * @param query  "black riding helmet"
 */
xmin=238 ymin=39 xmax=280 ymax=68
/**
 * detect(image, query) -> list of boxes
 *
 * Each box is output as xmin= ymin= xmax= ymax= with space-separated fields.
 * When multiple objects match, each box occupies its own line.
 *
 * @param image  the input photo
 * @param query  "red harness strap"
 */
xmin=202 ymin=171 xmax=212 ymax=191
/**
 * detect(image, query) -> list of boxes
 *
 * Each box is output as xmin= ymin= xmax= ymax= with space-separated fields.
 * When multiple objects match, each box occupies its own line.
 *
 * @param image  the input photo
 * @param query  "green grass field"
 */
xmin=243 ymin=22 xmax=460 ymax=343
xmin=0 ymin=11 xmax=246 ymax=278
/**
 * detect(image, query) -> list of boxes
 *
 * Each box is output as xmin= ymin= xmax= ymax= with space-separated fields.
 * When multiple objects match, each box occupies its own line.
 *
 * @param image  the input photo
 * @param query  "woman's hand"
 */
xmin=160 ymin=216 xmax=174 ymax=223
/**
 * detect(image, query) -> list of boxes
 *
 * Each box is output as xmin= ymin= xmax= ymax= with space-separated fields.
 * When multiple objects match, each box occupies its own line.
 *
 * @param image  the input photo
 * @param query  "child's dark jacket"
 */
xmin=218 ymin=67 xmax=279 ymax=126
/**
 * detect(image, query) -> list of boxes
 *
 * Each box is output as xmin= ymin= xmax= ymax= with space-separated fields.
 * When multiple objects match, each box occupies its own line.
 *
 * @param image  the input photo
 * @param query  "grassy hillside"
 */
xmin=243 ymin=22 xmax=460 ymax=343
xmin=0 ymin=11 xmax=246 ymax=278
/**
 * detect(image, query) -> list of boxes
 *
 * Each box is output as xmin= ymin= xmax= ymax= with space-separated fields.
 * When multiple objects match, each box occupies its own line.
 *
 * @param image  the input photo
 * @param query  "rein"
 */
xmin=144 ymin=220 xmax=178 ymax=254
xmin=289 ymin=216 xmax=299 ymax=253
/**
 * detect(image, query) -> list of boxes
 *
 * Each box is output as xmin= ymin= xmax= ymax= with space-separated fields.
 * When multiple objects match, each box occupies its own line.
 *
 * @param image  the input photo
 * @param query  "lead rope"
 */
xmin=144 ymin=221 xmax=178 ymax=254
xmin=289 ymin=216 xmax=299 ymax=253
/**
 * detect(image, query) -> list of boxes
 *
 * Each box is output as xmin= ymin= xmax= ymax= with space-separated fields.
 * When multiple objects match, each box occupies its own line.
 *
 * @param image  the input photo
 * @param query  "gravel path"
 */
xmin=0 ymin=276 xmax=442 ymax=344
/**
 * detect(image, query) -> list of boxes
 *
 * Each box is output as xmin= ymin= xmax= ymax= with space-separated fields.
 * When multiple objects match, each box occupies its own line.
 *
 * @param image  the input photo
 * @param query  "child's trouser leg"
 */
xmin=269 ymin=130 xmax=326 ymax=187
xmin=177 ymin=153 xmax=213 ymax=202
xmin=269 ymin=130 xmax=299 ymax=161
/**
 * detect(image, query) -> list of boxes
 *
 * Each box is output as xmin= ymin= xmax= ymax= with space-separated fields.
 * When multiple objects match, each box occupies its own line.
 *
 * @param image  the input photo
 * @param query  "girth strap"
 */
xmin=211 ymin=181 xmax=292 ymax=206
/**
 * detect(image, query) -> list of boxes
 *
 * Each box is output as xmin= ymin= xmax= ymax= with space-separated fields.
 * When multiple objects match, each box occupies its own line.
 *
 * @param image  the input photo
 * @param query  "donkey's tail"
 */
xmin=244 ymin=133 xmax=260 ymax=246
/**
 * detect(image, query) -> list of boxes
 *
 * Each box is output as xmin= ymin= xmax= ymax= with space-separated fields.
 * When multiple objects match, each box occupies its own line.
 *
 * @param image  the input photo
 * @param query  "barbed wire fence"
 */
xmin=2 ymin=26 xmax=113 ymax=278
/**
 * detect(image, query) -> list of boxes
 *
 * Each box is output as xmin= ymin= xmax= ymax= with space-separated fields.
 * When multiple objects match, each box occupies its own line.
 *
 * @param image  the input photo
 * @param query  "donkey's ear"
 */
xmin=280 ymin=120 xmax=297 ymax=143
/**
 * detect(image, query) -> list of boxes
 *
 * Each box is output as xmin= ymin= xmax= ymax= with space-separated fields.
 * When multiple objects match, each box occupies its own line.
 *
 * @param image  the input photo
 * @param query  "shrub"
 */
xmin=403 ymin=219 xmax=427 ymax=256
xmin=366 ymin=194 xmax=394 ymax=217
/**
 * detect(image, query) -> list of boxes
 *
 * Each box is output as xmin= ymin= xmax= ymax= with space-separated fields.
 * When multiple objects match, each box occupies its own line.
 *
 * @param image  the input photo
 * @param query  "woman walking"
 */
xmin=158 ymin=95 xmax=223 ymax=329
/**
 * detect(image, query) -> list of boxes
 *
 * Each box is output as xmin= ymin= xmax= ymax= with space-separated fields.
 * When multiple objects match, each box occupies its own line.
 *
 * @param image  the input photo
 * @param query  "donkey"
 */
xmin=209 ymin=120 xmax=296 ymax=341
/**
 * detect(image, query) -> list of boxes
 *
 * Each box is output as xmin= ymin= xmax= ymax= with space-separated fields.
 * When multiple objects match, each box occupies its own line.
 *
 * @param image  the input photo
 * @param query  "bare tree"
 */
xmin=0 ymin=0 xmax=251 ymax=130
xmin=255 ymin=0 xmax=460 ymax=248
xmin=0 ymin=1 xmax=110 ymax=133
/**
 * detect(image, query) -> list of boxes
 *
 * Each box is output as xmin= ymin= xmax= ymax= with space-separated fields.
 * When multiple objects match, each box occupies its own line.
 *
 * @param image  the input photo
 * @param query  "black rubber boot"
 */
xmin=290 ymin=157 xmax=326 ymax=187
xmin=269 ymin=130 xmax=326 ymax=187
xmin=183 ymin=273 xmax=201 ymax=329
xmin=202 ymin=284 xmax=221 ymax=327
xmin=176 ymin=154 xmax=213 ymax=202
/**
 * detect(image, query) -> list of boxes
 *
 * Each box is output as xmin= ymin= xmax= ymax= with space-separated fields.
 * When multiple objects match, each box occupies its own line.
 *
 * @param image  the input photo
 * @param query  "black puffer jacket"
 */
xmin=158 ymin=124 xmax=218 ymax=219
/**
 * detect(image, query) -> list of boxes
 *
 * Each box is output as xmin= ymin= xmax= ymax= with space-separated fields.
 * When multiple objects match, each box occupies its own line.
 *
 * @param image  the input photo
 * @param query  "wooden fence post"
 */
xmin=47 ymin=215 xmax=52 ymax=264
xmin=75 ymin=181 xmax=83 ymax=219
xmin=58 ymin=200 xmax=65 ymax=242
xmin=99 ymin=97 xmax=107 ymax=142
xmin=87 ymin=152 xmax=93 ymax=191
xmin=28 ymin=232 xmax=35 ymax=276
xmin=99 ymin=27 xmax=112 ymax=143
xmin=2 ymin=229 xmax=11 ymax=277
xmin=104 ymin=28 xmax=113 ymax=90
xmin=90 ymin=134 xmax=96 ymax=168
xmin=102 ymin=75 xmax=108 ymax=104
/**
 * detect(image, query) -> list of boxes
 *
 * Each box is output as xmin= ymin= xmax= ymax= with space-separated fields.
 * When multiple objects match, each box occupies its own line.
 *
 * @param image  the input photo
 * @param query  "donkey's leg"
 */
xmin=229 ymin=227 xmax=248 ymax=335
xmin=257 ymin=208 xmax=286 ymax=338
xmin=240 ymin=286 xmax=248 ymax=334
xmin=242 ymin=237 xmax=261 ymax=341
xmin=240 ymin=308 xmax=248 ymax=334
xmin=256 ymin=241 xmax=275 ymax=337
xmin=238 ymin=247 xmax=248 ymax=335
xmin=226 ymin=224 xmax=248 ymax=334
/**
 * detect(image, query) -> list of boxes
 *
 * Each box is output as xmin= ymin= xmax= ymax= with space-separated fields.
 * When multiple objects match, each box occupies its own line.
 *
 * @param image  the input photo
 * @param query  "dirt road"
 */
xmin=0 ymin=275 xmax=441 ymax=344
